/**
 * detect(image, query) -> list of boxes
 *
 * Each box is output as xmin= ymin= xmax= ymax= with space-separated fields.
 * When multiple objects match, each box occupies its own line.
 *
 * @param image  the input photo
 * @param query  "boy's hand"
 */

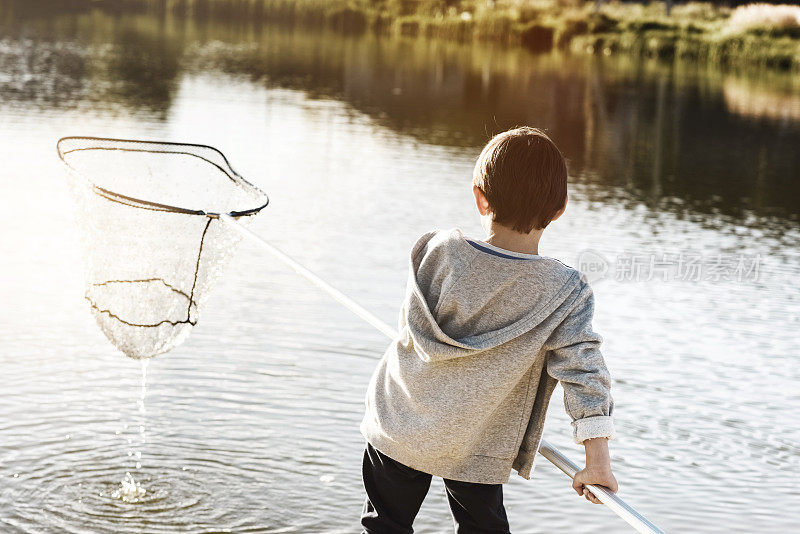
xmin=572 ymin=437 xmax=618 ymax=504
xmin=572 ymin=466 xmax=618 ymax=504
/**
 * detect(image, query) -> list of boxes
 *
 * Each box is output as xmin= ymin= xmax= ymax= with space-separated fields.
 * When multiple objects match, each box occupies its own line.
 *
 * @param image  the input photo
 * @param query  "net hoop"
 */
xmin=57 ymin=136 xmax=269 ymax=359
xmin=56 ymin=136 xmax=269 ymax=218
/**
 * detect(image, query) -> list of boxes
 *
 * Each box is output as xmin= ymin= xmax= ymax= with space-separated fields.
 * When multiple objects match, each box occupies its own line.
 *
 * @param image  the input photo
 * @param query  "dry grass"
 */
xmin=726 ymin=3 xmax=800 ymax=35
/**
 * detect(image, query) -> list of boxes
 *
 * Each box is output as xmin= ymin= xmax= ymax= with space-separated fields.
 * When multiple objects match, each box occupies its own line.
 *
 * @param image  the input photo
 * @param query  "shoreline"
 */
xmin=83 ymin=0 xmax=800 ymax=72
xmin=3 ymin=0 xmax=799 ymax=71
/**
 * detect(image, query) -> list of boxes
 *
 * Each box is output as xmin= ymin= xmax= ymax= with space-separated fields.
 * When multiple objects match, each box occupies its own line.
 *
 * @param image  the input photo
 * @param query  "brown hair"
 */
xmin=473 ymin=127 xmax=567 ymax=233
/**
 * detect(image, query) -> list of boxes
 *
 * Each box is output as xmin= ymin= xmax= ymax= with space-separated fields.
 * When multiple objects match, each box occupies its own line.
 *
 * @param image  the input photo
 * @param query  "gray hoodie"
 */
xmin=360 ymin=229 xmax=615 ymax=484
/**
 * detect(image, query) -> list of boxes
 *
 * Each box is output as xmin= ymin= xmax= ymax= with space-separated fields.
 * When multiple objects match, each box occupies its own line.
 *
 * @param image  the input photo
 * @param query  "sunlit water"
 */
xmin=1 ymin=5 xmax=799 ymax=533
xmin=110 ymin=360 xmax=149 ymax=504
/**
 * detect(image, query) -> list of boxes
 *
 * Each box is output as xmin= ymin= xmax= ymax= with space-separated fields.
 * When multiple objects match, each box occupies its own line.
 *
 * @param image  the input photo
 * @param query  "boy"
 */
xmin=360 ymin=127 xmax=617 ymax=533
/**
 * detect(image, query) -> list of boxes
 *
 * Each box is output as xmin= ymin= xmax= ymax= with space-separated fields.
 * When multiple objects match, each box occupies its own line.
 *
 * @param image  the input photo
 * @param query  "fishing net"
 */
xmin=57 ymin=137 xmax=269 ymax=359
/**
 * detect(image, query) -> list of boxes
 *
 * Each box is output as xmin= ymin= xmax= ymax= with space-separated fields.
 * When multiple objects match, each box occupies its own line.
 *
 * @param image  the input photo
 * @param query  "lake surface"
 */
xmin=1 ymin=4 xmax=799 ymax=533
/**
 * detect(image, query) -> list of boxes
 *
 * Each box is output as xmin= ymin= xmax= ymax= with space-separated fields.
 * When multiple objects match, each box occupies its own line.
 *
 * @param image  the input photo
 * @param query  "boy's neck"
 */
xmin=483 ymin=222 xmax=543 ymax=255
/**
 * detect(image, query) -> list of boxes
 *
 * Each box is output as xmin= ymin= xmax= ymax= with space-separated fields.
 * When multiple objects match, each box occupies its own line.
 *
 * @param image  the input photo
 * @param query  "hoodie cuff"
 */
xmin=512 ymin=448 xmax=536 ymax=480
xmin=571 ymin=415 xmax=615 ymax=444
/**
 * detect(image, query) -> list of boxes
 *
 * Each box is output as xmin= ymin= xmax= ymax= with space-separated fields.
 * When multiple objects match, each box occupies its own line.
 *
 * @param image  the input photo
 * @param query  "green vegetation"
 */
xmin=80 ymin=1 xmax=800 ymax=70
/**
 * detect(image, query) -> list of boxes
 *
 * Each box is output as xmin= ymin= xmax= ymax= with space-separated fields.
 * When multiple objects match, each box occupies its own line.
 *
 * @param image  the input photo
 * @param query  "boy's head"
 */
xmin=472 ymin=127 xmax=568 ymax=233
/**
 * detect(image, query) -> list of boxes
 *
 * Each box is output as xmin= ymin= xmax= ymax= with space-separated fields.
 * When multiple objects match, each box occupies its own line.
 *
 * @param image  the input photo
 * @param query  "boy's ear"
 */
xmin=473 ymin=185 xmax=491 ymax=216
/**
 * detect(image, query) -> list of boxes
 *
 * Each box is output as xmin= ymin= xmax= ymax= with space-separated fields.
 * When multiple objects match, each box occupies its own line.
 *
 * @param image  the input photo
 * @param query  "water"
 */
xmin=110 ymin=359 xmax=149 ymax=503
xmin=1 ymin=5 xmax=799 ymax=533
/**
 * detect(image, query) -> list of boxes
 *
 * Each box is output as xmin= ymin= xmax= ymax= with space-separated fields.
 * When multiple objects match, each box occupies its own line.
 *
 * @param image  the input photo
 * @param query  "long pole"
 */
xmin=220 ymin=214 xmax=665 ymax=534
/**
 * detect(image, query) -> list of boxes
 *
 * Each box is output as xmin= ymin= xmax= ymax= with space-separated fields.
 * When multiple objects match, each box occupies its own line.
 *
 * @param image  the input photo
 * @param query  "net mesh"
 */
xmin=57 ymin=137 xmax=268 ymax=359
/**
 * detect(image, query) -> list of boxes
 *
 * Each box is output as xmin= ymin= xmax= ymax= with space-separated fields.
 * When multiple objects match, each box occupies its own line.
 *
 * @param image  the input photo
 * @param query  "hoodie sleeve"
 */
xmin=545 ymin=280 xmax=615 ymax=444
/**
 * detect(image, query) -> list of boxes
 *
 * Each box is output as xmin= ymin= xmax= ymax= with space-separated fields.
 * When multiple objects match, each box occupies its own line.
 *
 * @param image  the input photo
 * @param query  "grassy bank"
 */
xmin=35 ymin=0 xmax=800 ymax=70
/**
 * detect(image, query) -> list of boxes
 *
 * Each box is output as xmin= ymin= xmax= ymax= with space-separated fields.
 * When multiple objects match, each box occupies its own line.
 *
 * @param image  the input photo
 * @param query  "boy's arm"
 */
xmin=545 ymin=280 xmax=617 ymax=501
xmin=545 ymin=281 xmax=615 ymax=444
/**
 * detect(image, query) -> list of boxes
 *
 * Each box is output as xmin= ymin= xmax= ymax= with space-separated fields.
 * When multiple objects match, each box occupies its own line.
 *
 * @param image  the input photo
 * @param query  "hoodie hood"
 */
xmin=403 ymin=229 xmax=583 ymax=362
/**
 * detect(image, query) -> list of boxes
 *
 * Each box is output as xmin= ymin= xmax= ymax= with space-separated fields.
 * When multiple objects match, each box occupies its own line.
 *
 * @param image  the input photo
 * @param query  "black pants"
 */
xmin=361 ymin=443 xmax=510 ymax=534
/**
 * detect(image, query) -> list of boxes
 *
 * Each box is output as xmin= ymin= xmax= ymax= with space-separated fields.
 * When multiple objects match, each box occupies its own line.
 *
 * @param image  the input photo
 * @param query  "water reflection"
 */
xmin=1 ymin=4 xmax=798 ymax=225
xmin=723 ymin=75 xmax=800 ymax=122
xmin=106 ymin=27 xmax=181 ymax=114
